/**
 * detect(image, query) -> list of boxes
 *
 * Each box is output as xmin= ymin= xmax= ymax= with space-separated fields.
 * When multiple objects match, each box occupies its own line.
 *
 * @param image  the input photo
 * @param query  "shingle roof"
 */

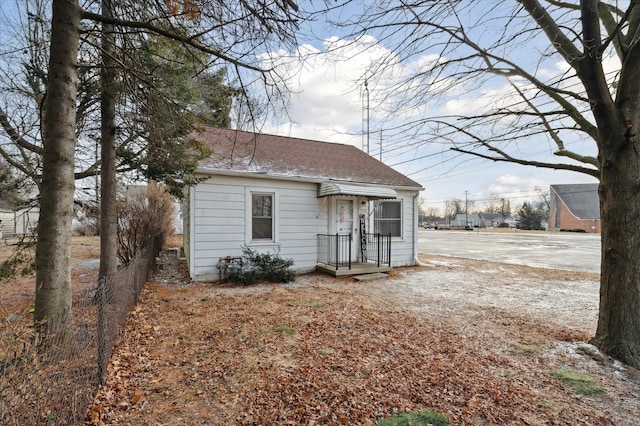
xmin=551 ymin=183 xmax=600 ymax=220
xmin=193 ymin=127 xmax=423 ymax=189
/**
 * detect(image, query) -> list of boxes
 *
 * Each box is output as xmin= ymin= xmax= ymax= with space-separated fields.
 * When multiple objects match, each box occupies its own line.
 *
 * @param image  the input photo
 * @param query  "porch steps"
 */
xmin=353 ymin=272 xmax=389 ymax=281
xmin=316 ymin=262 xmax=392 ymax=277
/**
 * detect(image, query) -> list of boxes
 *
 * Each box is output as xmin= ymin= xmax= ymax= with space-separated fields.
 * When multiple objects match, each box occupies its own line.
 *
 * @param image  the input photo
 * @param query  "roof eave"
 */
xmin=194 ymin=167 xmax=424 ymax=191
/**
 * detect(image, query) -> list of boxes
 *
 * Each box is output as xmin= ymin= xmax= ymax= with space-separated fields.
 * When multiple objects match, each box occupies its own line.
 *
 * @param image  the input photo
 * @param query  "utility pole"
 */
xmin=465 ymin=191 xmax=469 ymax=228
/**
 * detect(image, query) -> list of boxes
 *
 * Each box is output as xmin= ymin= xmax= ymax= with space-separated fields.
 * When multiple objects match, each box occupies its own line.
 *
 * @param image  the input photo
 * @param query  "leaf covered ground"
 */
xmin=87 ymin=251 xmax=640 ymax=425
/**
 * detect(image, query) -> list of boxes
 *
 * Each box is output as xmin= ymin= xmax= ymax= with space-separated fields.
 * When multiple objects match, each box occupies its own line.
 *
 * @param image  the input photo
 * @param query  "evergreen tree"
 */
xmin=517 ymin=203 xmax=545 ymax=231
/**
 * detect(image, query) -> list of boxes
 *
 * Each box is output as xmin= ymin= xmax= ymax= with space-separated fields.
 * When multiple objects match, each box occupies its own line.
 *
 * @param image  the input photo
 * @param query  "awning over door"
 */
xmin=318 ymin=182 xmax=397 ymax=200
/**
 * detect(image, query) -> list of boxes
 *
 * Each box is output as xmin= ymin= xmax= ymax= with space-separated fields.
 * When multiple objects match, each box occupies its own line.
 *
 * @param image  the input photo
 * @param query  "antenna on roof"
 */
xmin=362 ymin=78 xmax=370 ymax=154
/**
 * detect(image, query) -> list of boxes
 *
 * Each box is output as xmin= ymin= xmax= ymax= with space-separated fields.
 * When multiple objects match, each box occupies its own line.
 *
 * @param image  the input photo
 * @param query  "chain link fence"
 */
xmin=0 ymin=233 xmax=165 ymax=425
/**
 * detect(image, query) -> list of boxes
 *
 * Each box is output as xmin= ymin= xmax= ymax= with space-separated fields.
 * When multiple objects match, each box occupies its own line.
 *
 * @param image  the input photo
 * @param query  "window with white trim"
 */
xmin=373 ymin=200 xmax=402 ymax=237
xmin=251 ymin=192 xmax=274 ymax=241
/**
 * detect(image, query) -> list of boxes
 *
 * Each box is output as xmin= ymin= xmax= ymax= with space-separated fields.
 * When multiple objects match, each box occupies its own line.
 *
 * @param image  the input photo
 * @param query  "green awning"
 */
xmin=318 ymin=182 xmax=397 ymax=199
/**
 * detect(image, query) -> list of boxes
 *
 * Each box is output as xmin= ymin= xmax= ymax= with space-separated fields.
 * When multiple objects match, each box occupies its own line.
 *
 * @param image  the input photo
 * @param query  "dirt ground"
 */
xmin=0 ymin=236 xmax=101 ymax=317
xmin=85 ymin=242 xmax=640 ymax=425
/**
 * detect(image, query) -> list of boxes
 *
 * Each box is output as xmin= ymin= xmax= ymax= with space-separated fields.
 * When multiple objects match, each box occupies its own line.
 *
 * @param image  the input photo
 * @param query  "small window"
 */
xmin=374 ymin=200 xmax=402 ymax=237
xmin=252 ymin=193 xmax=273 ymax=240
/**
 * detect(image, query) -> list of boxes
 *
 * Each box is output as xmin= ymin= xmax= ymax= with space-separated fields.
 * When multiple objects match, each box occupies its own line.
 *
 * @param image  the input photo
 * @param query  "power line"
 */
xmin=421 ymin=186 xmax=597 ymax=206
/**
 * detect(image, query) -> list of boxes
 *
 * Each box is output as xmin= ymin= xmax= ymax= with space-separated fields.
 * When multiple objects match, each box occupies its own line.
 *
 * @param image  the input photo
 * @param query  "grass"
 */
xmin=318 ymin=346 xmax=333 ymax=355
xmin=377 ymin=410 xmax=450 ymax=426
xmin=274 ymin=325 xmax=297 ymax=335
xmin=551 ymin=368 xmax=606 ymax=395
xmin=508 ymin=342 xmax=541 ymax=355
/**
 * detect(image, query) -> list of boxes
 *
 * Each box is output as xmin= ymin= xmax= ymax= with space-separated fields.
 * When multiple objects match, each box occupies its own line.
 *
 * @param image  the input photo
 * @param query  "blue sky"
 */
xmin=255 ymin=2 xmax=600 ymax=214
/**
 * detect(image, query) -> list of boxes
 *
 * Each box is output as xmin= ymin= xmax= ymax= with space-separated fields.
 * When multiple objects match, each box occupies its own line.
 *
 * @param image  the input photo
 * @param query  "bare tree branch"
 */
xmin=450 ymin=146 xmax=599 ymax=177
xmin=0 ymin=106 xmax=43 ymax=155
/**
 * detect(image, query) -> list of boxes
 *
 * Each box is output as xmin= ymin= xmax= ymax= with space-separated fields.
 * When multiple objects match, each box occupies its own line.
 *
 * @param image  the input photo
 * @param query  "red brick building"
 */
xmin=549 ymin=183 xmax=600 ymax=233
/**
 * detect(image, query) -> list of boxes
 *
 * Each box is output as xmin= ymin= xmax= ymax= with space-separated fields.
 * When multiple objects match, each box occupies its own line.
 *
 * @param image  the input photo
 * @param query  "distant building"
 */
xmin=452 ymin=213 xmax=480 ymax=228
xmin=502 ymin=215 xmax=519 ymax=228
xmin=479 ymin=213 xmax=504 ymax=228
xmin=0 ymin=199 xmax=39 ymax=236
xmin=549 ymin=183 xmax=600 ymax=233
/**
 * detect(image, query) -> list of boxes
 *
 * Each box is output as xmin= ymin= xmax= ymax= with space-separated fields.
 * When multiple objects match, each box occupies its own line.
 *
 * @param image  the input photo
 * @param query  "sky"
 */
xmin=253 ymin=3 xmax=600 ymax=214
xmin=0 ymin=1 xmax=601 ymax=214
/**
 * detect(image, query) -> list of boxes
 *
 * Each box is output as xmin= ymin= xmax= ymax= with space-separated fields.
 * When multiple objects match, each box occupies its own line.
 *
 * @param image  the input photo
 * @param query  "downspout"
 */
xmin=413 ymin=192 xmax=434 ymax=268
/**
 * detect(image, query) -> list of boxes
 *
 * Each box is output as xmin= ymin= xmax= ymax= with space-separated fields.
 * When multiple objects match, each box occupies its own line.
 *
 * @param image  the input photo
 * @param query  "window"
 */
xmin=374 ymin=200 xmax=402 ymax=237
xmin=251 ymin=192 xmax=273 ymax=240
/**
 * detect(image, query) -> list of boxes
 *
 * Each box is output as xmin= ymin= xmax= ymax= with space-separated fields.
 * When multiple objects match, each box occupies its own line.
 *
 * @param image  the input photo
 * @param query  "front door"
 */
xmin=334 ymin=198 xmax=358 ymax=262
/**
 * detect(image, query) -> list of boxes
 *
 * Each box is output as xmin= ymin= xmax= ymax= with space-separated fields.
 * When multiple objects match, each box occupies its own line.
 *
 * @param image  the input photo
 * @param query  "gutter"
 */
xmin=413 ymin=192 xmax=434 ymax=268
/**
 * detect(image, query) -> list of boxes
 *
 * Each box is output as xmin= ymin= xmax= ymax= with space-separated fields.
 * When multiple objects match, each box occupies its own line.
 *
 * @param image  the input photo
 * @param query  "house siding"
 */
xmin=190 ymin=175 xmax=327 ymax=281
xmin=189 ymin=176 xmax=420 ymax=281
xmin=389 ymin=190 xmax=418 ymax=266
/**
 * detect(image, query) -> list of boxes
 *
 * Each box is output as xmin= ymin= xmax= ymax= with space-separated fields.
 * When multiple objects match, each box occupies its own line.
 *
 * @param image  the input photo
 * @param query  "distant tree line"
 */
xmin=419 ymin=190 xmax=548 ymax=229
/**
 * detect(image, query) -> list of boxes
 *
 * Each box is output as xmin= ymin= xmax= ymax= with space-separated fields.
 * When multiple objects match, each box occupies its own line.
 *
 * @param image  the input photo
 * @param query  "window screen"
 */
xmin=374 ymin=200 xmax=401 ymax=237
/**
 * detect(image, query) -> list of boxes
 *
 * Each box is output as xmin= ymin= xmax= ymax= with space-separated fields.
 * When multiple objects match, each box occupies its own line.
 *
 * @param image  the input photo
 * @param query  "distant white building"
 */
xmin=452 ymin=213 xmax=480 ymax=228
xmin=0 ymin=199 xmax=39 ymax=236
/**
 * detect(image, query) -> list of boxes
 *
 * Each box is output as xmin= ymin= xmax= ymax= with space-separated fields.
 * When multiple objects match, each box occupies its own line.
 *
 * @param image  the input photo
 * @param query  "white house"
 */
xmin=452 ymin=213 xmax=480 ymax=228
xmin=183 ymin=127 xmax=424 ymax=281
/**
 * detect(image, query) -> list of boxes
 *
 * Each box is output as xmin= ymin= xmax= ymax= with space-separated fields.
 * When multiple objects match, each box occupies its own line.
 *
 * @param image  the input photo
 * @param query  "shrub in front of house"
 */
xmin=227 ymin=245 xmax=295 ymax=285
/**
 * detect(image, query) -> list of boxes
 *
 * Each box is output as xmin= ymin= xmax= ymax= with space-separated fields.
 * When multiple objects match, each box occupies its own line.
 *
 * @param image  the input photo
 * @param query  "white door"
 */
xmin=334 ymin=198 xmax=359 ymax=261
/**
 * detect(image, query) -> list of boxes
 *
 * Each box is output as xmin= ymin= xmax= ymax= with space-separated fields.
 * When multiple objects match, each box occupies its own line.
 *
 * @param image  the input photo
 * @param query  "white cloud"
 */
xmin=258 ymin=35 xmax=429 ymax=145
xmin=486 ymin=174 xmax=547 ymax=201
xmin=489 ymin=174 xmax=545 ymax=191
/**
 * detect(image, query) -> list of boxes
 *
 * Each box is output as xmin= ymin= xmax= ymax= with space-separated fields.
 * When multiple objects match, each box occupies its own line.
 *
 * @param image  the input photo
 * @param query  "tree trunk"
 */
xmin=99 ymin=0 xmax=118 ymax=290
xmin=594 ymin=130 xmax=640 ymax=367
xmin=34 ymin=0 xmax=81 ymax=337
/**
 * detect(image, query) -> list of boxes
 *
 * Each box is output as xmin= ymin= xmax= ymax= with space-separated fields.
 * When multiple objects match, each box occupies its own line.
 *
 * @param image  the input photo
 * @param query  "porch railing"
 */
xmin=365 ymin=232 xmax=392 ymax=267
xmin=317 ymin=233 xmax=391 ymax=270
xmin=317 ymin=233 xmax=352 ymax=270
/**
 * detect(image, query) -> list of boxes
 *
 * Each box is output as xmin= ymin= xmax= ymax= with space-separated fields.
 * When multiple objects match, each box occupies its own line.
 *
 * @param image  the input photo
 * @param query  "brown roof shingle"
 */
xmin=193 ymin=127 xmax=422 ymax=189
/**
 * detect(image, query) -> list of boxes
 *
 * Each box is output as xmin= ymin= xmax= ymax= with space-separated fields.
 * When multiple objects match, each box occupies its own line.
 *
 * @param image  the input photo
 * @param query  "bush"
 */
xmin=117 ymin=184 xmax=175 ymax=265
xmin=227 ymin=246 xmax=295 ymax=285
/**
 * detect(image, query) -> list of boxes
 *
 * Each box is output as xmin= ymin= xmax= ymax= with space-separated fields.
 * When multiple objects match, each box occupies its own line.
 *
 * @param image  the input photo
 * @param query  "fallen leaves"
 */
xmin=86 ymin=256 xmax=639 ymax=425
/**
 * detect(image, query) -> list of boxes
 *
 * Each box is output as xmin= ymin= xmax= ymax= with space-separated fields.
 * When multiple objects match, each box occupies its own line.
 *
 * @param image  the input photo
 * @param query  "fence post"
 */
xmin=348 ymin=233 xmax=352 ymax=269
xmin=133 ymin=258 xmax=140 ymax=305
xmin=387 ymin=233 xmax=392 ymax=267
xmin=377 ymin=233 xmax=381 ymax=267
xmin=97 ymin=276 xmax=107 ymax=386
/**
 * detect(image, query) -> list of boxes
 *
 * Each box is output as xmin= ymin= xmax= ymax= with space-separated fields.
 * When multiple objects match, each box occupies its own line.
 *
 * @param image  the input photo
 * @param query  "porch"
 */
xmin=316 ymin=233 xmax=392 ymax=277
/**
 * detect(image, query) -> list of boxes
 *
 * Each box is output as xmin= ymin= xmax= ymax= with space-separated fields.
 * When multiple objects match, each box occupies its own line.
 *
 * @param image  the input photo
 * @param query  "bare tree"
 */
xmin=334 ymin=1 xmax=640 ymax=366
xmin=499 ymin=198 xmax=512 ymax=218
xmin=483 ymin=194 xmax=502 ymax=214
xmin=443 ymin=197 xmax=463 ymax=224
xmin=425 ymin=206 xmax=441 ymax=221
